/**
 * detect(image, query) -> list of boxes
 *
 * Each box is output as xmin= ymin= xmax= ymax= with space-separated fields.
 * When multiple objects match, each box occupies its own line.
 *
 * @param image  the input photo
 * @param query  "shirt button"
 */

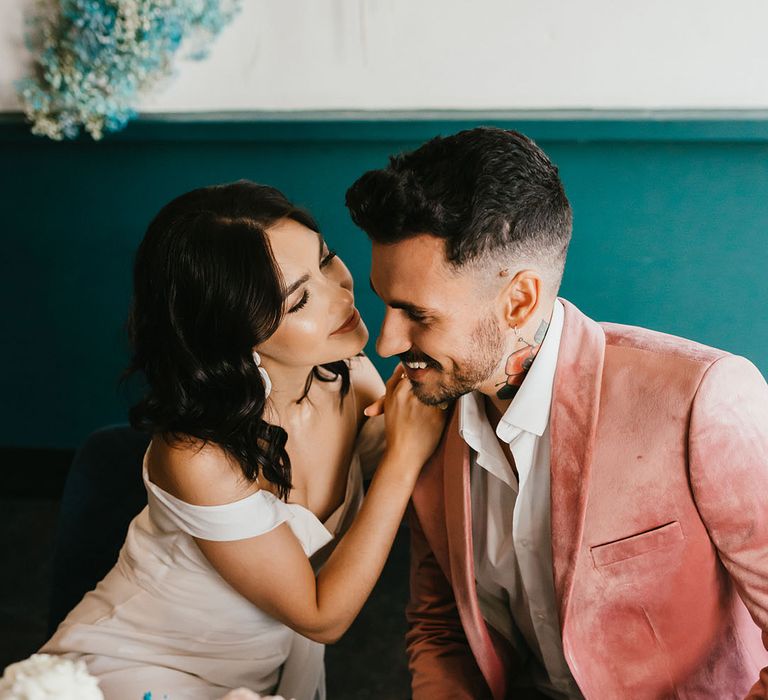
xmin=519 ymin=538 xmax=530 ymax=548
xmin=535 ymin=610 xmax=546 ymax=621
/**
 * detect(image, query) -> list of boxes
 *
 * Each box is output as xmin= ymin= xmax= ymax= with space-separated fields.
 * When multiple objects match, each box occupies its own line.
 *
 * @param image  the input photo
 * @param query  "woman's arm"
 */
xmin=158 ymin=367 xmax=445 ymax=644
xmin=196 ymin=445 xmax=420 ymax=643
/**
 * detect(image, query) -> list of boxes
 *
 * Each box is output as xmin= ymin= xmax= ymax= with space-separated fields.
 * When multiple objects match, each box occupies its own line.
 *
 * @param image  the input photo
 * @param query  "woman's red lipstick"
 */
xmin=330 ymin=308 xmax=361 ymax=335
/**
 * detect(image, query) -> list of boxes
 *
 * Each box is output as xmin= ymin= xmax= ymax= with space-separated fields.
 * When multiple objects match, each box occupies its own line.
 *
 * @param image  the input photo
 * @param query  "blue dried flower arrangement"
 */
xmin=16 ymin=0 xmax=241 ymax=140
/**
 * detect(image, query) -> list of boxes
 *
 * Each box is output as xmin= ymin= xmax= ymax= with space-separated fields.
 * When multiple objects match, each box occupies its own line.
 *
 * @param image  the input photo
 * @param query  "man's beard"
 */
xmin=409 ymin=314 xmax=504 ymax=406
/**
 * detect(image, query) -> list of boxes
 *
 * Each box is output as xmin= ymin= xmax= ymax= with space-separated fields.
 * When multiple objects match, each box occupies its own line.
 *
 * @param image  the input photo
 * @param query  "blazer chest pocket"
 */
xmin=590 ymin=521 xmax=684 ymax=568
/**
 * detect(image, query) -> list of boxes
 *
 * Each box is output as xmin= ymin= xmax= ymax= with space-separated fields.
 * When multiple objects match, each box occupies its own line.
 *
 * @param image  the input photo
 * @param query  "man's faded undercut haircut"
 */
xmin=345 ymin=126 xmax=573 ymax=290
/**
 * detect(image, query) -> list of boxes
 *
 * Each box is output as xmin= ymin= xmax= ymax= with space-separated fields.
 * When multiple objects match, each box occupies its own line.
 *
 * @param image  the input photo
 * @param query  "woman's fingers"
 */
xmin=364 ymin=364 xmax=405 ymax=416
xmin=363 ymin=397 xmax=385 ymax=417
xmin=386 ymin=362 xmax=405 ymax=388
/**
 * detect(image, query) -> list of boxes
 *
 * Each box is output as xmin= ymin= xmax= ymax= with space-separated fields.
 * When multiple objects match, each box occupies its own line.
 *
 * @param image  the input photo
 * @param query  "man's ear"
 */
xmin=498 ymin=270 xmax=541 ymax=329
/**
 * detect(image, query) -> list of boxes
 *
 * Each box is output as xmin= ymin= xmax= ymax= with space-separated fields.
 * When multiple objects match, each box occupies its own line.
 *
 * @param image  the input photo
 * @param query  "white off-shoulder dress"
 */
xmin=42 ymin=416 xmax=384 ymax=700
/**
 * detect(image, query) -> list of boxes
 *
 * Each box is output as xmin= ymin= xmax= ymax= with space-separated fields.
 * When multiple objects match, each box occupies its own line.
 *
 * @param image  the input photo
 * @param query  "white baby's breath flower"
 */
xmin=0 ymin=654 xmax=103 ymax=700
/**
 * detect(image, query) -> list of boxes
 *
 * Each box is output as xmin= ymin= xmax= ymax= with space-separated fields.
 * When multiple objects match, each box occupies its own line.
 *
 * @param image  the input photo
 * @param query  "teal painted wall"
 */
xmin=3 ymin=116 xmax=768 ymax=448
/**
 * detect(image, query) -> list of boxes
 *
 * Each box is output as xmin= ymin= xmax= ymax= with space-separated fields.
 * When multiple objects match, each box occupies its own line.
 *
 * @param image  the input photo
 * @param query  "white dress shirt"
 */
xmin=459 ymin=300 xmax=582 ymax=699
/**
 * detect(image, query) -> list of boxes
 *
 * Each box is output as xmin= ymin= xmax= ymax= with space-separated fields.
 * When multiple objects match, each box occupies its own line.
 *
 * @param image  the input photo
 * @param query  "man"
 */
xmin=346 ymin=127 xmax=768 ymax=699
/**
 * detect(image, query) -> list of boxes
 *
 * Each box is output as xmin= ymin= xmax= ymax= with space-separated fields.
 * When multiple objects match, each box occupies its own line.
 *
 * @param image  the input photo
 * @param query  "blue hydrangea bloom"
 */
xmin=16 ymin=0 xmax=242 ymax=140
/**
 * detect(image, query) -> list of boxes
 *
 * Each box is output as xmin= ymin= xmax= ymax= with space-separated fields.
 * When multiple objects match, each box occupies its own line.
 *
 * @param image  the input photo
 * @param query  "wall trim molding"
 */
xmin=4 ymin=109 xmax=768 ymax=142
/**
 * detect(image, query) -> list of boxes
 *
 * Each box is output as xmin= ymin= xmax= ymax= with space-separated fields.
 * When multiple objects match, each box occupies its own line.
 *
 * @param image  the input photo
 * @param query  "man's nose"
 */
xmin=376 ymin=308 xmax=411 ymax=358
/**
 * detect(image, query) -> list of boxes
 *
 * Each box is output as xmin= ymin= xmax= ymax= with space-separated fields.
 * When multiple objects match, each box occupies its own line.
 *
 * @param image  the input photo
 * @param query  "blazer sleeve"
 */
xmin=688 ymin=355 xmax=768 ymax=699
xmin=405 ymin=504 xmax=493 ymax=700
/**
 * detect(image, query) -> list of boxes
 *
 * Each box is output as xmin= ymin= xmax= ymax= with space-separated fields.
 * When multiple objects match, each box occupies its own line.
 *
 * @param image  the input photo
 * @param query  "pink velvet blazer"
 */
xmin=406 ymin=299 xmax=768 ymax=699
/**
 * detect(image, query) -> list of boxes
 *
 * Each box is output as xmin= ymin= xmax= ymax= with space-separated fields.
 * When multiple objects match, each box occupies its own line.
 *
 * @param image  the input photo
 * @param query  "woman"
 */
xmin=41 ymin=181 xmax=447 ymax=700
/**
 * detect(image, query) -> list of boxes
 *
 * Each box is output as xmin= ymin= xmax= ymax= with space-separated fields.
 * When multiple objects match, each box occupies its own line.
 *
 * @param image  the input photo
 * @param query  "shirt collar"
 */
xmin=459 ymin=389 xmax=514 ymax=484
xmin=459 ymin=299 xmax=565 ymax=449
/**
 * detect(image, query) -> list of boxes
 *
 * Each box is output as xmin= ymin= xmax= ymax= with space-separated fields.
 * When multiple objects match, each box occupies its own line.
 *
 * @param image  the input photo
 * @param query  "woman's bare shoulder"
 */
xmin=146 ymin=434 xmax=258 ymax=506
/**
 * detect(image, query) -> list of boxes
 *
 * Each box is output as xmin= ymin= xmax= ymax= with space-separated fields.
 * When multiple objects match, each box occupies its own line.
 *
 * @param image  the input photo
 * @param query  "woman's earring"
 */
xmin=252 ymin=351 xmax=272 ymax=398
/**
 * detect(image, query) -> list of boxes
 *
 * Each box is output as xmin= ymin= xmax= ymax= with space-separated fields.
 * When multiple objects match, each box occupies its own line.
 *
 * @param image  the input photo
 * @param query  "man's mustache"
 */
xmin=399 ymin=351 xmax=441 ymax=370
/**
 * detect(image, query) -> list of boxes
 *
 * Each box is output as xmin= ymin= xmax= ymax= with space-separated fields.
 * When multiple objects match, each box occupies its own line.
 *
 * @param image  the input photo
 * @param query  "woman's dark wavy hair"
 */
xmin=125 ymin=180 xmax=350 ymax=499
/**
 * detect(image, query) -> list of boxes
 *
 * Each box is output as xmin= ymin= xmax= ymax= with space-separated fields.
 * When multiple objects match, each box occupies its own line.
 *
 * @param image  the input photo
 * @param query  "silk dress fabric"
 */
xmin=42 ymin=414 xmax=385 ymax=700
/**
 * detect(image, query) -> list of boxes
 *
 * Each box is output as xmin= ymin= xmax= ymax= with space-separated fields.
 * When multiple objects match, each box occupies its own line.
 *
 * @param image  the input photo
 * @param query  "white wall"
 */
xmin=2 ymin=0 xmax=768 ymax=113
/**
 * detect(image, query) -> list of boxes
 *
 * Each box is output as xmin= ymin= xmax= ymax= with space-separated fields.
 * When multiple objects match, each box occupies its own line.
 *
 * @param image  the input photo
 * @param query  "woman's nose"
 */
xmin=338 ymin=264 xmax=354 ymax=291
xmin=327 ymin=257 xmax=354 ymax=292
xmin=326 ymin=273 xmax=355 ymax=312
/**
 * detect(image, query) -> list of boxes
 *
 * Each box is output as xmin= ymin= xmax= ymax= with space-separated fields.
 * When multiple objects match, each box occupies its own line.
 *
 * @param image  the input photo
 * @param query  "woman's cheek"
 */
xmin=279 ymin=314 xmax=326 ymax=357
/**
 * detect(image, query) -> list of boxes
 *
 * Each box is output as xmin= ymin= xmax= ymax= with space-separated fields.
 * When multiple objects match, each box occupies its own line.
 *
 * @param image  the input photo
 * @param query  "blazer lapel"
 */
xmin=443 ymin=409 xmax=509 ymax=700
xmin=550 ymin=298 xmax=606 ymax=634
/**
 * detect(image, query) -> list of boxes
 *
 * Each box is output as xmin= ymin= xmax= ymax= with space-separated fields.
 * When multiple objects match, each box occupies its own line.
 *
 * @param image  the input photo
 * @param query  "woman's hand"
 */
xmin=365 ymin=365 xmax=448 ymax=468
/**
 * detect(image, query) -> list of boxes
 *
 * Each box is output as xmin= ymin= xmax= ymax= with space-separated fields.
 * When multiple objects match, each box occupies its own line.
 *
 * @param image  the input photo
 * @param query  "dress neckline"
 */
xmin=141 ymin=449 xmax=360 ymax=536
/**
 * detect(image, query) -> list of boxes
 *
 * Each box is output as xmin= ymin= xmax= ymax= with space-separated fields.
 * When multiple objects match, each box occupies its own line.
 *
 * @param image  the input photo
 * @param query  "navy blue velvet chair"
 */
xmin=47 ymin=425 xmax=150 ymax=635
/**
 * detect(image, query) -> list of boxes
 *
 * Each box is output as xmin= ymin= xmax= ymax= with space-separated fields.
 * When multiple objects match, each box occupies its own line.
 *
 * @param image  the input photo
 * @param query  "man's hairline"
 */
xmin=368 ymin=233 xmax=565 ymax=300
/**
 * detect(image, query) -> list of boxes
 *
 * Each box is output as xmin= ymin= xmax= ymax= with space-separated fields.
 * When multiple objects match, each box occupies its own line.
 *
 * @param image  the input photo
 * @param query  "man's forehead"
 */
xmin=370 ymin=236 xmax=468 ymax=305
xmin=371 ymin=236 xmax=452 ymax=280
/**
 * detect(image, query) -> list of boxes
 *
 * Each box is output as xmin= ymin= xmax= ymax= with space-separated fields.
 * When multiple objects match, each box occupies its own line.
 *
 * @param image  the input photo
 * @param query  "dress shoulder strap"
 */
xmin=143 ymin=467 xmax=293 ymax=541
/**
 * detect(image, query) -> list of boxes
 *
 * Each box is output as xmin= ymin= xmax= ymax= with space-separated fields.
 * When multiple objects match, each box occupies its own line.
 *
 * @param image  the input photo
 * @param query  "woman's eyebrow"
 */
xmin=283 ymin=273 xmax=310 ymax=299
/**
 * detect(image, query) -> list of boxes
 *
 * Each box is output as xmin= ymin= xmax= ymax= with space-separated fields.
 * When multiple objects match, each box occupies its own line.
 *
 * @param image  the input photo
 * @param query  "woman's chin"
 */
xmin=353 ymin=319 xmax=370 ymax=350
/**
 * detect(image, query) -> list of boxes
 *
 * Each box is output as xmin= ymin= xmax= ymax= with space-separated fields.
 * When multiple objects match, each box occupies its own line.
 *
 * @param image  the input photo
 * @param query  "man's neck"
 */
xmin=484 ymin=392 xmax=511 ymax=425
xmin=476 ymin=299 xmax=557 ymax=410
xmin=483 ymin=393 xmax=506 ymax=427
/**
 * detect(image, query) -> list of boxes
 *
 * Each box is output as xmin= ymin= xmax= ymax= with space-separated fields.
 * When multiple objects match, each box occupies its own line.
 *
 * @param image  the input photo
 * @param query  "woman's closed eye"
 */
xmin=288 ymin=290 xmax=310 ymax=314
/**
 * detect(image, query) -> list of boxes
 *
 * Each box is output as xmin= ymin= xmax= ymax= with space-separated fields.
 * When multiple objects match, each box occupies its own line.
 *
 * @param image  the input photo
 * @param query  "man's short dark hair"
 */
xmin=345 ymin=126 xmax=573 ymax=287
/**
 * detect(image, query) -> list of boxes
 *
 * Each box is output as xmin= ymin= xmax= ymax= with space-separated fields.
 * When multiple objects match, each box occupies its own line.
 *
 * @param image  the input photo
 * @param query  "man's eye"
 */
xmin=288 ymin=290 xmax=310 ymax=313
xmin=407 ymin=310 xmax=427 ymax=323
xmin=320 ymin=250 xmax=337 ymax=268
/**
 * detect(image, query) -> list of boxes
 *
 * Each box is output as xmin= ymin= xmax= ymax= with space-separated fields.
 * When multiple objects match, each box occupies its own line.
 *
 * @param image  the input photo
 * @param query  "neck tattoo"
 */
xmin=496 ymin=319 xmax=549 ymax=400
